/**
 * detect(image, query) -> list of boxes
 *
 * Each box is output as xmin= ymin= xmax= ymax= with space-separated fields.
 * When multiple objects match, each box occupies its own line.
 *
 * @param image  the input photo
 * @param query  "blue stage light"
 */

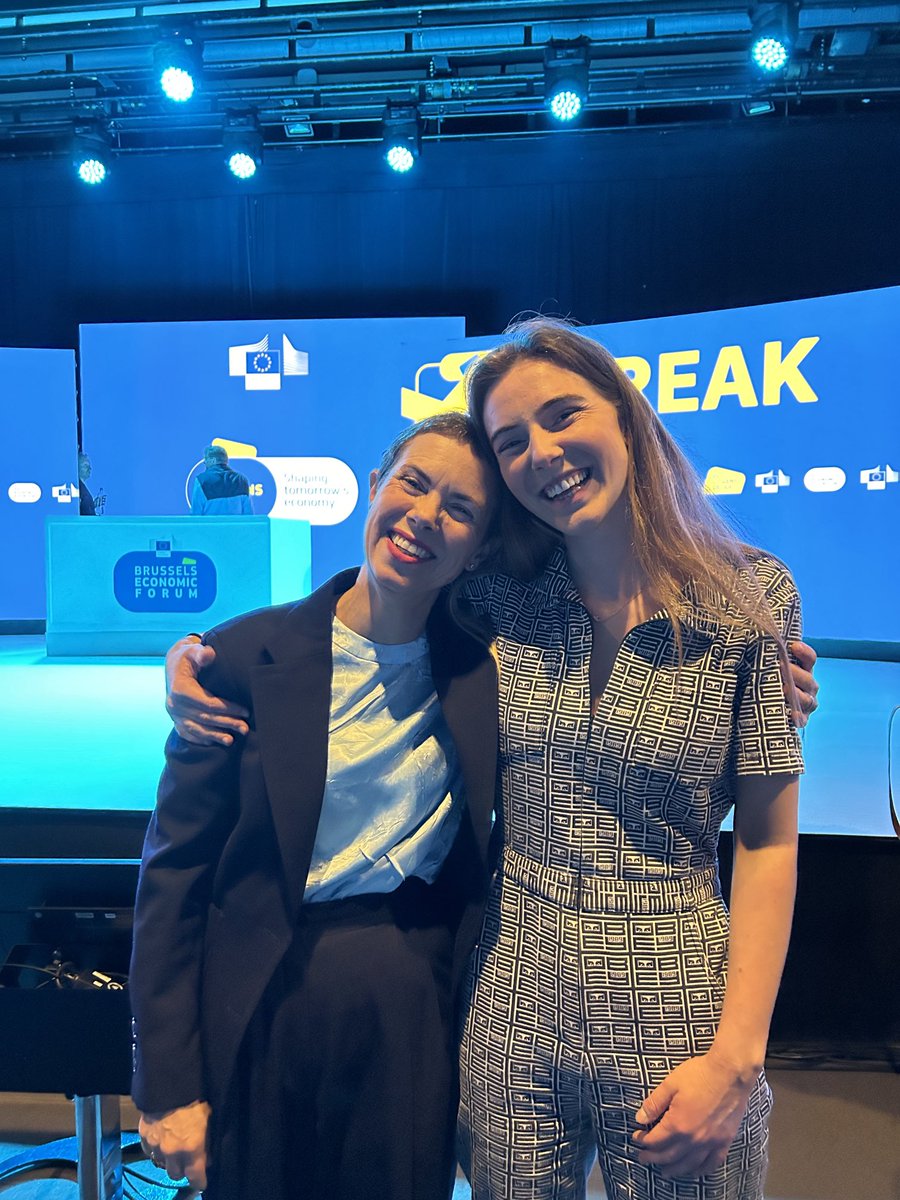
xmin=382 ymin=103 xmax=420 ymax=173
xmin=72 ymin=126 xmax=111 ymax=184
xmin=544 ymin=38 xmax=590 ymax=125
xmin=751 ymin=35 xmax=789 ymax=72
xmin=223 ymin=113 xmax=263 ymax=179
xmin=77 ymin=157 xmax=107 ymax=185
xmin=549 ymin=88 xmax=583 ymax=122
xmin=386 ymin=144 xmax=415 ymax=173
xmin=228 ymin=151 xmax=257 ymax=179
xmin=160 ymin=64 xmax=195 ymax=102
xmin=749 ymin=5 xmax=792 ymax=73
xmin=154 ymin=37 xmax=199 ymax=102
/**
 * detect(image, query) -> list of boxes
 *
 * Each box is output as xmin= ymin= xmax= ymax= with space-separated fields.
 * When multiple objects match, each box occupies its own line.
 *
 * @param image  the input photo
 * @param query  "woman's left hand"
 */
xmin=631 ymin=1051 xmax=756 ymax=1178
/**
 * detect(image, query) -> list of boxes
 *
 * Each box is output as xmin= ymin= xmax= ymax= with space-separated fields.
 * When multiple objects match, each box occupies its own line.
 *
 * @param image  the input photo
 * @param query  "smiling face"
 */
xmin=483 ymin=358 xmax=631 ymax=546
xmin=362 ymin=430 xmax=495 ymax=611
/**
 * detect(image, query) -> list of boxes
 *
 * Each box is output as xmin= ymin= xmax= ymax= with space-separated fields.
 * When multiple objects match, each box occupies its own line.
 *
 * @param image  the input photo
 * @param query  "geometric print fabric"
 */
xmin=463 ymin=550 xmax=804 ymax=881
xmin=459 ymin=852 xmax=773 ymax=1200
xmin=458 ymin=551 xmax=799 ymax=1197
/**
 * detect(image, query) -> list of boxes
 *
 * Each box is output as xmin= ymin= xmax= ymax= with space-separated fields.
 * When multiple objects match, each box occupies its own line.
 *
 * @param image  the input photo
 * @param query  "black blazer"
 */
xmin=130 ymin=569 xmax=498 ymax=1116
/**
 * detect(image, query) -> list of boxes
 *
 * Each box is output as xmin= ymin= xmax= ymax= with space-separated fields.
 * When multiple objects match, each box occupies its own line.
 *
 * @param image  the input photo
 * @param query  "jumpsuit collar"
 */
xmin=528 ymin=546 xmax=723 ymax=638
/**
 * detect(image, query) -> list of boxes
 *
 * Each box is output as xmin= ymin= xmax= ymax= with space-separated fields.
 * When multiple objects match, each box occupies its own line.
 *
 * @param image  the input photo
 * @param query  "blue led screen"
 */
xmin=434 ymin=287 xmax=898 ymax=645
xmin=0 ymin=348 xmax=78 ymax=620
xmin=79 ymin=316 xmax=466 ymax=589
xmin=584 ymin=286 xmax=899 ymax=645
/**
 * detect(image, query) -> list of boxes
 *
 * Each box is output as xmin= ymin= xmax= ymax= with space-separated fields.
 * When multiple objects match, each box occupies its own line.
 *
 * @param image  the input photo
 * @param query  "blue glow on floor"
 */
xmin=0 ymin=637 xmax=897 ymax=836
xmin=0 ymin=637 xmax=170 ymax=811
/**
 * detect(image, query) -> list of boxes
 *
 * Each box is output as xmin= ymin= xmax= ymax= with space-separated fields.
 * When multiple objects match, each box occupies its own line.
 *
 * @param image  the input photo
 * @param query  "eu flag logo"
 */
xmin=229 ymin=333 xmax=308 ymax=390
xmin=246 ymin=349 xmax=281 ymax=375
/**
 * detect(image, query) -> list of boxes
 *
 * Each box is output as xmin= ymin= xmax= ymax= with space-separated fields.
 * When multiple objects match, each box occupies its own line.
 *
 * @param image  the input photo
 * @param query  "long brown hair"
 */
xmin=465 ymin=318 xmax=798 ymax=700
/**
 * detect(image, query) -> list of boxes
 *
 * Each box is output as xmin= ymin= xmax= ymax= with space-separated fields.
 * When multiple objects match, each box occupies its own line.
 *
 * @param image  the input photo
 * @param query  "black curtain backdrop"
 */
xmin=1 ymin=114 xmax=898 ymax=351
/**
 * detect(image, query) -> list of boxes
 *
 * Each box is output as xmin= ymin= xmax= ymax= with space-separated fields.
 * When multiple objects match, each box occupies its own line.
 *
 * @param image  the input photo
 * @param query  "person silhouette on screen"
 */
xmin=78 ymin=451 xmax=96 ymax=516
xmin=190 ymin=445 xmax=252 ymax=515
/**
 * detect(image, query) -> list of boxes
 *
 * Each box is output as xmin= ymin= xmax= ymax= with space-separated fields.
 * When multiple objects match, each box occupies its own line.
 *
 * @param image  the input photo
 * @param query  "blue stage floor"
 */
xmin=0 ymin=637 xmax=171 ymax=813
xmin=0 ymin=636 xmax=897 ymax=836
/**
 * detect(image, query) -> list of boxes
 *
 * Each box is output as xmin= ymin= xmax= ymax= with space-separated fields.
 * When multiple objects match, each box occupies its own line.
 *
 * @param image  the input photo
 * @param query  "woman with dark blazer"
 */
xmin=130 ymin=412 xmax=501 ymax=1200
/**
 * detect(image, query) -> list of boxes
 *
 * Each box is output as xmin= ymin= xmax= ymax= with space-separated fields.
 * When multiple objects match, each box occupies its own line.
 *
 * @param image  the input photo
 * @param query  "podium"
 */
xmin=45 ymin=516 xmax=311 ymax=655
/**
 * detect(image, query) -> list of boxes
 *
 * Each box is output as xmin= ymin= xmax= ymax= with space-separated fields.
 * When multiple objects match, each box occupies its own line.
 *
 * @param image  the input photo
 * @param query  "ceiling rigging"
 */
xmin=0 ymin=1 xmax=897 ymax=174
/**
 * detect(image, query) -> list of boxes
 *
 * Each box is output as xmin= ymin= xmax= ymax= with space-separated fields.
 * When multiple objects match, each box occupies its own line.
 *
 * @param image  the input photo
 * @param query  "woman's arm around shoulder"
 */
xmin=748 ymin=551 xmax=818 ymax=726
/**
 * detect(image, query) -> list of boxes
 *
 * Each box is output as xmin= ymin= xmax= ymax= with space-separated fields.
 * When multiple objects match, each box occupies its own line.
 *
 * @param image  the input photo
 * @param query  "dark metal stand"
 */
xmin=0 ymin=1101 xmax=140 ymax=1199
xmin=74 ymin=1095 xmax=124 ymax=1200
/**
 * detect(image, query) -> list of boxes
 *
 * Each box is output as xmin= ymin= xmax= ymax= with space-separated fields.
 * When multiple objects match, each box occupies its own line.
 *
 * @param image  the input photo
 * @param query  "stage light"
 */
xmin=752 ymin=35 xmax=788 ymax=71
xmin=750 ymin=4 xmax=792 ymax=73
xmin=154 ymin=36 xmax=199 ymax=102
xmin=78 ymin=156 xmax=106 ymax=185
xmin=223 ymin=113 xmax=263 ymax=179
xmin=386 ymin=144 xmax=414 ymax=173
xmin=550 ymin=90 xmax=582 ymax=122
xmin=544 ymin=38 xmax=589 ymax=123
xmin=72 ymin=127 xmax=111 ymax=185
xmin=741 ymin=95 xmax=776 ymax=117
xmin=228 ymin=152 xmax=256 ymax=179
xmin=382 ymin=103 xmax=420 ymax=173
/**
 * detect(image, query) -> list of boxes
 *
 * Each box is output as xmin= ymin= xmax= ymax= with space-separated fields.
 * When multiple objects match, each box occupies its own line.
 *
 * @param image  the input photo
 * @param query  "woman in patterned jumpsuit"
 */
xmin=456 ymin=319 xmax=804 ymax=1200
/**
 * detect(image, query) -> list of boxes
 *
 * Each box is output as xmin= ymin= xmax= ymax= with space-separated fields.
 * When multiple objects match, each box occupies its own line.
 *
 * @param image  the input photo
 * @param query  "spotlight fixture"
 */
xmin=750 ymin=4 xmax=792 ymax=73
xmin=223 ymin=113 xmax=263 ymax=179
xmin=544 ymin=38 xmax=590 ymax=122
xmin=154 ymin=35 xmax=200 ymax=102
xmin=741 ymin=95 xmax=776 ymax=117
xmin=382 ymin=103 xmax=420 ymax=173
xmin=284 ymin=116 xmax=314 ymax=139
xmin=72 ymin=124 xmax=111 ymax=185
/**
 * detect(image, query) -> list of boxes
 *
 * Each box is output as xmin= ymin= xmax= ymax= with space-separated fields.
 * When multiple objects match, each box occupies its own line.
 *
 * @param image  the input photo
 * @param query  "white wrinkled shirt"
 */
xmin=303 ymin=615 xmax=463 ymax=902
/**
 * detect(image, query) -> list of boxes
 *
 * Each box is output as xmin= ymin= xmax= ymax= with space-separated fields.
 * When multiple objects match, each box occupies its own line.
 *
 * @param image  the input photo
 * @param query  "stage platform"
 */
xmin=0 ymin=635 xmax=897 ymax=835
xmin=0 ymin=636 xmax=171 ymax=813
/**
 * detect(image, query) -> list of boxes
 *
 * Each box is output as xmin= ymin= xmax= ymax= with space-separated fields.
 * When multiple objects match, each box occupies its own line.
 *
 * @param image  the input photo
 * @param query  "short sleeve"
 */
xmin=733 ymin=555 xmax=804 ymax=777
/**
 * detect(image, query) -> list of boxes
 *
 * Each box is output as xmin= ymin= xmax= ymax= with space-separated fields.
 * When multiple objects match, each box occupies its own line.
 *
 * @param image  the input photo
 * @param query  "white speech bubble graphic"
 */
xmin=803 ymin=467 xmax=846 ymax=493
xmin=8 ymin=482 xmax=42 ymax=503
xmin=259 ymin=456 xmax=360 ymax=526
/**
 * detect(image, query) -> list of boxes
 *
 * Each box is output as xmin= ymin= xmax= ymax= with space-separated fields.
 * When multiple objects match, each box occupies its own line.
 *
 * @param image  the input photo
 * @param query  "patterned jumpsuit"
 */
xmin=458 ymin=549 xmax=804 ymax=1200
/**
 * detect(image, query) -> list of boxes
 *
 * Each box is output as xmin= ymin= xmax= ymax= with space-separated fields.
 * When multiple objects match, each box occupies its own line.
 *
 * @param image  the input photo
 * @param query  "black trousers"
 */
xmin=207 ymin=879 xmax=458 ymax=1200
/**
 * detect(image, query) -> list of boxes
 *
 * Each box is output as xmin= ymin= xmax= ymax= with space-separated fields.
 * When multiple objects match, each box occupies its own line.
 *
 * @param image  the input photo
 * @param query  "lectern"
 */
xmin=46 ymin=515 xmax=311 ymax=655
